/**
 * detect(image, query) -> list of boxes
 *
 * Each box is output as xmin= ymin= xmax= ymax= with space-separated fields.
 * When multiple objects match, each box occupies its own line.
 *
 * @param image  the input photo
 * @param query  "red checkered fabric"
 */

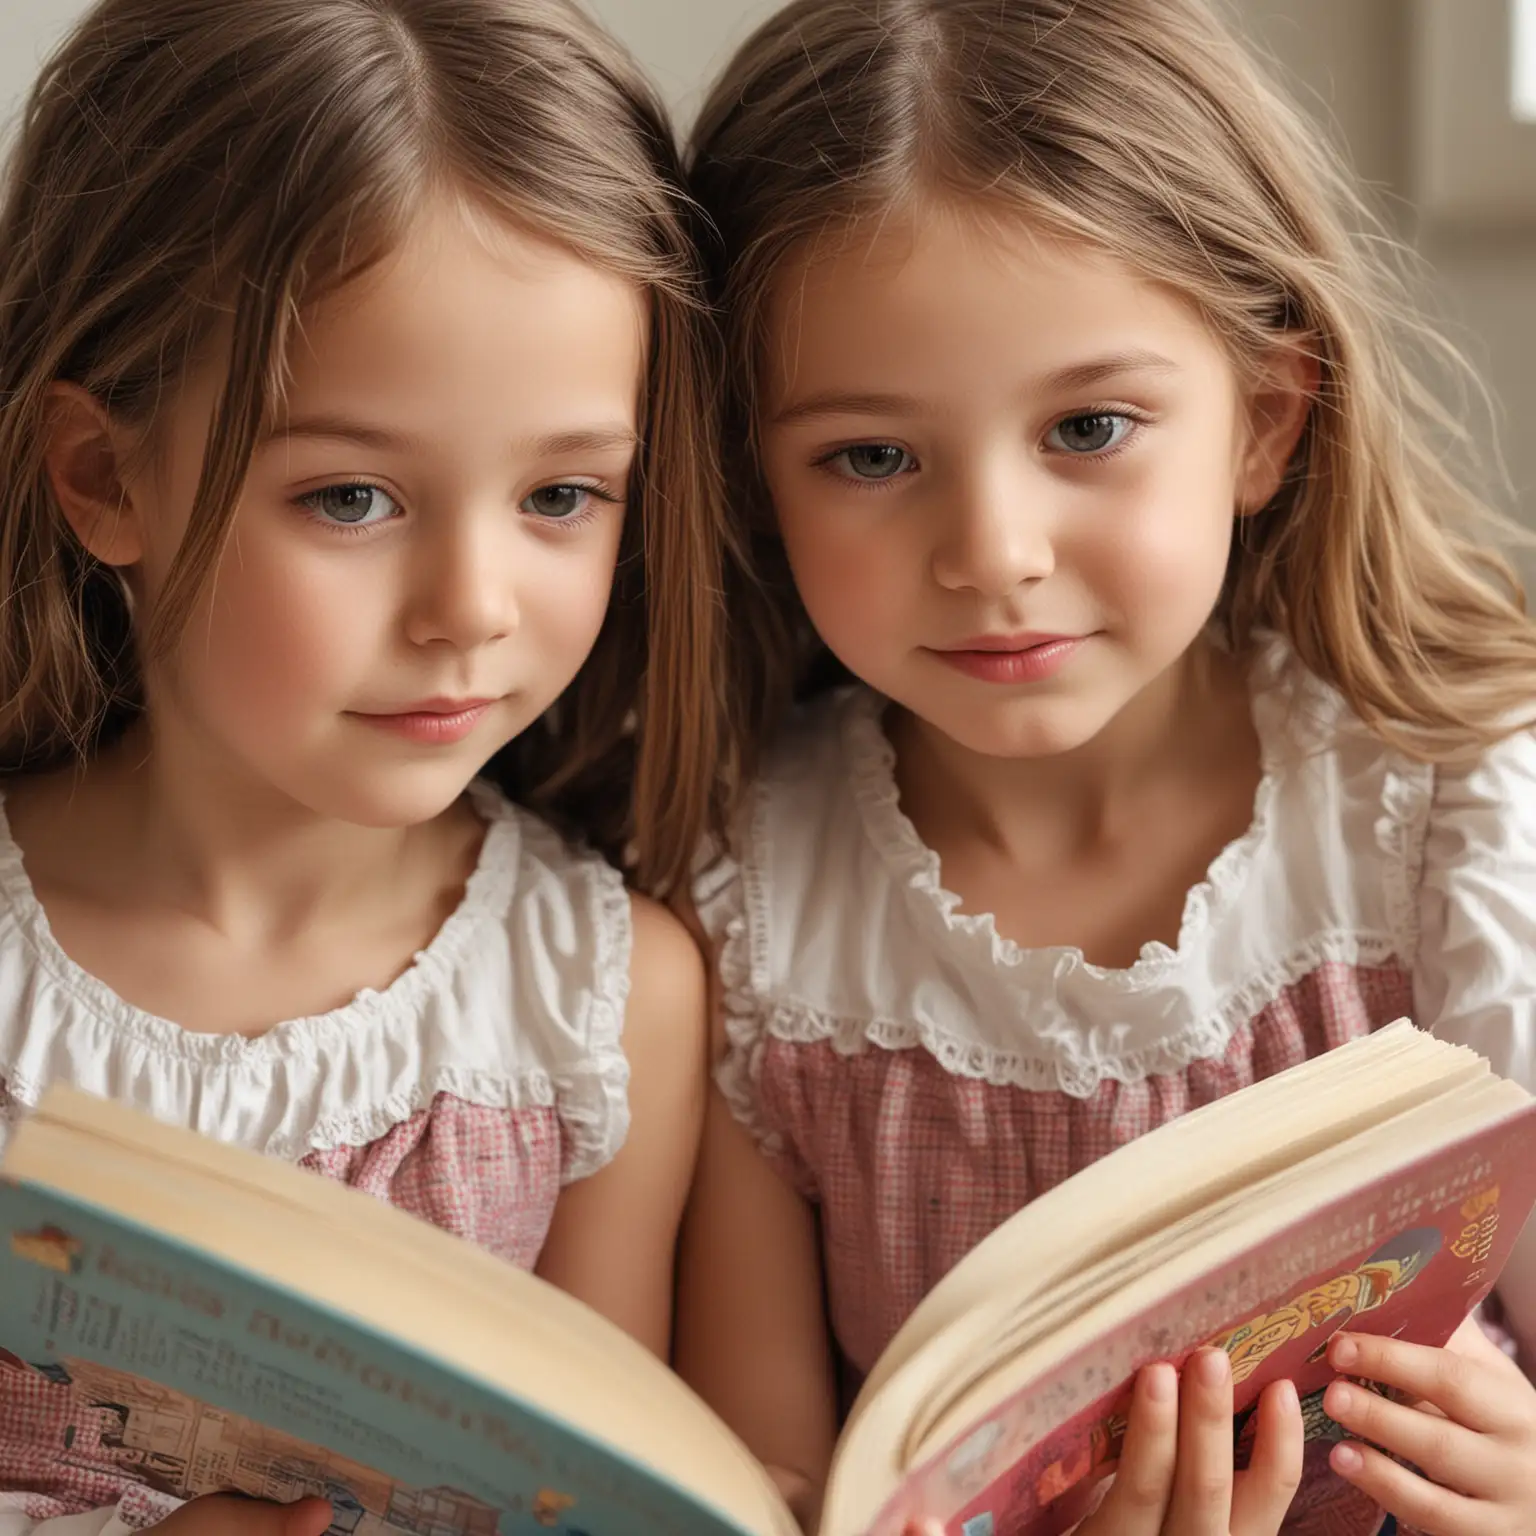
xmin=752 ymin=960 xmax=1414 ymax=1379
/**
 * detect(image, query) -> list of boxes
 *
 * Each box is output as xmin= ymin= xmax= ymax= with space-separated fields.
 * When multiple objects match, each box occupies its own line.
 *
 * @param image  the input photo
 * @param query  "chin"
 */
xmin=921 ymin=695 xmax=1118 ymax=762
xmin=296 ymin=767 xmax=482 ymax=830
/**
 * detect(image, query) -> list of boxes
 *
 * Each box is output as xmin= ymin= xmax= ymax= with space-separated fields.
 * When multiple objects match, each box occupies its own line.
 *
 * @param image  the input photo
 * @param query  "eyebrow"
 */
xmin=771 ymin=349 xmax=1183 ymax=425
xmin=264 ymin=415 xmax=640 ymax=456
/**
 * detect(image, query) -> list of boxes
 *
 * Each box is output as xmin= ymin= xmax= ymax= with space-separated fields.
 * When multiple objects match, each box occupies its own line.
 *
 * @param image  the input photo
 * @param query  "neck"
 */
xmin=890 ymin=643 xmax=1251 ymax=864
xmin=88 ymin=717 xmax=441 ymax=943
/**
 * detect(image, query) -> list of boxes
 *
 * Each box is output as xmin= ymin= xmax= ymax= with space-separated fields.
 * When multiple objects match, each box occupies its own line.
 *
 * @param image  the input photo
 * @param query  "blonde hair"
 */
xmin=0 ymin=0 xmax=735 ymax=896
xmin=692 ymin=0 xmax=1536 ymax=762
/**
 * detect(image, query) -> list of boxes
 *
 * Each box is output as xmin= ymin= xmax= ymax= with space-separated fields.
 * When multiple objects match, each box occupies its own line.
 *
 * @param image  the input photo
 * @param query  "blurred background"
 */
xmin=3 ymin=0 xmax=1534 ymax=570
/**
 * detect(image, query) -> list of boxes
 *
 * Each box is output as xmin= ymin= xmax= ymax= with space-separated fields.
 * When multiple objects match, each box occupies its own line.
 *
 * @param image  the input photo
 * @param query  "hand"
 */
xmin=1324 ymin=1324 xmax=1536 ymax=1535
xmin=1077 ymin=1349 xmax=1302 ymax=1536
xmin=155 ymin=1496 xmax=333 ymax=1536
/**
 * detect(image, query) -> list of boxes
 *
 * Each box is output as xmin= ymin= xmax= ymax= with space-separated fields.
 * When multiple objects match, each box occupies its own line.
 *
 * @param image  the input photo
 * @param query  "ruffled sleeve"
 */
xmin=500 ymin=805 xmax=634 ymax=1185
xmin=692 ymin=842 xmax=778 ymax=1152
xmin=1413 ymin=727 xmax=1536 ymax=1350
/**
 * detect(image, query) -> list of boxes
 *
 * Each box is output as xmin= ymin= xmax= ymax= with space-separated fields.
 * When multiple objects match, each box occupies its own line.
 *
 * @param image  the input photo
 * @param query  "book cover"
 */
xmin=0 ymin=1178 xmax=747 ymax=1536
xmin=867 ymin=1107 xmax=1536 ymax=1536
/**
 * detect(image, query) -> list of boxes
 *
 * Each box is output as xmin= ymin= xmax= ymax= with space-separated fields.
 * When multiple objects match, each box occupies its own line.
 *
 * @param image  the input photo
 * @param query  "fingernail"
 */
xmin=1329 ymin=1382 xmax=1354 ymax=1414
xmin=1331 ymin=1334 xmax=1359 ymax=1368
xmin=1144 ymin=1362 xmax=1176 ymax=1402
xmin=1331 ymin=1443 xmax=1364 ymax=1476
xmin=1197 ymin=1348 xmax=1230 ymax=1386
xmin=1273 ymin=1378 xmax=1298 ymax=1413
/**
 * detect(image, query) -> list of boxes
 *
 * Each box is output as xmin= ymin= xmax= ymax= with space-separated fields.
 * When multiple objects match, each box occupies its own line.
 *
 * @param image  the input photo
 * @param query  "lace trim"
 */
xmin=536 ymin=812 xmax=633 ymax=1184
xmin=736 ymin=931 xmax=1397 ymax=1099
xmin=1376 ymin=757 xmax=1437 ymax=965
xmin=0 ymin=1058 xmax=600 ymax=1168
xmin=710 ymin=636 xmax=1427 ymax=1102
xmin=698 ymin=802 xmax=786 ymax=1152
xmin=838 ymin=640 xmax=1340 ymax=990
xmin=0 ymin=782 xmax=523 ymax=1064
xmin=0 ymin=784 xmax=633 ymax=1169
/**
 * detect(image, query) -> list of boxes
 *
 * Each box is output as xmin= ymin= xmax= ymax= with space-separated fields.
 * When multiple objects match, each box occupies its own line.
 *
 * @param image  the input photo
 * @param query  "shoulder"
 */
xmin=1426 ymin=724 xmax=1536 ymax=835
xmin=472 ymin=783 xmax=632 ymax=979
xmin=624 ymin=892 xmax=707 ymax=1070
xmin=1417 ymin=725 xmax=1536 ymax=914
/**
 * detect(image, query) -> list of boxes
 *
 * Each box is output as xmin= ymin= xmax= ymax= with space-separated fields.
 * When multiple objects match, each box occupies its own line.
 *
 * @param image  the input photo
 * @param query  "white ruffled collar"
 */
xmin=837 ymin=637 xmax=1339 ymax=993
xmin=0 ymin=779 xmax=522 ymax=1065
xmin=0 ymin=780 xmax=636 ymax=1172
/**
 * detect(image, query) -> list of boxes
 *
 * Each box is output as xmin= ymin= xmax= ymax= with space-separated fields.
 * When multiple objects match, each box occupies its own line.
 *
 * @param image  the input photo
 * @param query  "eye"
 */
xmin=300 ymin=483 xmax=401 ymax=528
xmin=520 ymin=484 xmax=600 ymax=520
xmin=1046 ymin=414 xmax=1136 ymax=456
xmin=827 ymin=444 xmax=915 ymax=482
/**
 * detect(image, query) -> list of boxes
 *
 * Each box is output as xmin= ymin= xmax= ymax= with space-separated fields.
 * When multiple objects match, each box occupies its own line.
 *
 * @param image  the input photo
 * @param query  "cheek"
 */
xmin=179 ymin=531 xmax=385 ymax=711
xmin=521 ymin=525 xmax=624 ymax=660
xmin=775 ymin=498 xmax=911 ymax=643
xmin=1074 ymin=466 xmax=1235 ymax=615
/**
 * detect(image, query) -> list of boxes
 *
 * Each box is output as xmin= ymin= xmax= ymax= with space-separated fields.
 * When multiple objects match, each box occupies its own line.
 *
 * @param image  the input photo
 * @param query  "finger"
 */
xmin=1076 ymin=1363 xmax=1179 ymax=1536
xmin=165 ymin=1496 xmax=333 ymax=1536
xmin=1230 ymin=1378 xmax=1303 ymax=1536
xmin=1163 ymin=1348 xmax=1235 ymax=1536
xmin=1329 ymin=1332 xmax=1521 ymax=1435
xmin=1329 ymin=1439 xmax=1481 ymax=1536
xmin=1323 ymin=1379 xmax=1486 ymax=1496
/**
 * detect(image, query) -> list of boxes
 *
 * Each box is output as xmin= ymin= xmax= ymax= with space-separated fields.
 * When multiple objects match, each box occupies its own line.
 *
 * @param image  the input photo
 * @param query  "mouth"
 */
xmin=926 ymin=633 xmax=1090 ymax=684
xmin=935 ymin=633 xmax=1082 ymax=654
xmin=347 ymin=697 xmax=503 ymax=746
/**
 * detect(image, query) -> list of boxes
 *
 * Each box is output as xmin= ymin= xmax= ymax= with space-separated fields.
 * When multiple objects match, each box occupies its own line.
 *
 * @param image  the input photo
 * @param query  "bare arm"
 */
xmin=674 ymin=1081 xmax=839 ymax=1526
xmin=535 ymin=894 xmax=707 ymax=1358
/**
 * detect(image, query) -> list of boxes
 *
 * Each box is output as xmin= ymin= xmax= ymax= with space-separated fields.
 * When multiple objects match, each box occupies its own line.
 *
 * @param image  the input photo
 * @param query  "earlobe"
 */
xmin=42 ymin=382 xmax=144 ymax=566
xmin=1237 ymin=341 xmax=1321 ymax=516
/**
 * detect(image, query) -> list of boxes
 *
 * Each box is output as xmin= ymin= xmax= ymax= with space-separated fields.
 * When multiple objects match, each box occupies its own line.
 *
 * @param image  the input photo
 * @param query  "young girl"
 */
xmin=677 ymin=1 xmax=1536 ymax=1533
xmin=0 ymin=1 xmax=732 ymax=1532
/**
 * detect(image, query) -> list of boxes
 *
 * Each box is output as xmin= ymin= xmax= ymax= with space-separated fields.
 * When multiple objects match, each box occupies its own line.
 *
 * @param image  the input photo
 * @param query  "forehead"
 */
xmin=286 ymin=196 xmax=648 ymax=387
xmin=761 ymin=203 xmax=1228 ymax=408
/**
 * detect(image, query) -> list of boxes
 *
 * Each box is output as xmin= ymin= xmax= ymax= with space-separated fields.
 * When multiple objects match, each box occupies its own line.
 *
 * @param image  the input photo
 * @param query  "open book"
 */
xmin=2 ymin=1022 xmax=1533 ymax=1536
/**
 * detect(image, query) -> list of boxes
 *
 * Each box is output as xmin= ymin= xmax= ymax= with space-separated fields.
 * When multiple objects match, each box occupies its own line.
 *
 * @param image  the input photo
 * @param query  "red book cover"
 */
xmin=865 ymin=1105 xmax=1536 ymax=1536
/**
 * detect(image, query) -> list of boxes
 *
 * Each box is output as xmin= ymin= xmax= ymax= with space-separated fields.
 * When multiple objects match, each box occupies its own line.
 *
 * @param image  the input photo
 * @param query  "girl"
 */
xmin=0 ymin=0 xmax=730 ymax=1532
xmin=678 ymin=1 xmax=1536 ymax=1534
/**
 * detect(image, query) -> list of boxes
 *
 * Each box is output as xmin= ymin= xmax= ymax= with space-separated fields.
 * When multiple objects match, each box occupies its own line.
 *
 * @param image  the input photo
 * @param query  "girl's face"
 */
xmin=758 ymin=207 xmax=1308 ymax=762
xmin=118 ymin=197 xmax=644 ymax=827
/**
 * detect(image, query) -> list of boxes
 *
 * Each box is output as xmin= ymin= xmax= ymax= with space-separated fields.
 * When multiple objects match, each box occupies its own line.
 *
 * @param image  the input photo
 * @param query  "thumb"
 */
xmin=160 ymin=1495 xmax=333 ymax=1536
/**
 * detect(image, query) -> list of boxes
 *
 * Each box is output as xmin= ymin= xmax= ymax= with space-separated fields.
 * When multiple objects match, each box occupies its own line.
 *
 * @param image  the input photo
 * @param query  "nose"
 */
xmin=930 ymin=460 xmax=1055 ymax=597
xmin=403 ymin=506 xmax=517 ymax=652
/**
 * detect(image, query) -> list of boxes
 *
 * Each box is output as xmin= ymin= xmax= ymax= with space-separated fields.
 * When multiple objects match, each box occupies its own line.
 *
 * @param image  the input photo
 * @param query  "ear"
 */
xmin=1236 ymin=339 xmax=1319 ymax=516
xmin=42 ymin=382 xmax=145 ymax=566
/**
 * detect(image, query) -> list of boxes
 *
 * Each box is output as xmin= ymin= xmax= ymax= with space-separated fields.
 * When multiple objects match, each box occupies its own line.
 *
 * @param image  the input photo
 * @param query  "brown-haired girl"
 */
xmin=0 ymin=1 xmax=730 ymax=1531
xmin=678 ymin=2 xmax=1536 ymax=1532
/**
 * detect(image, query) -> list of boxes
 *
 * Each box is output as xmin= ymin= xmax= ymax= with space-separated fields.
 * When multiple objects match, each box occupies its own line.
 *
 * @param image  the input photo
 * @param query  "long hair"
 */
xmin=0 ymin=0 xmax=735 ymax=894
xmin=692 ymin=0 xmax=1536 ymax=762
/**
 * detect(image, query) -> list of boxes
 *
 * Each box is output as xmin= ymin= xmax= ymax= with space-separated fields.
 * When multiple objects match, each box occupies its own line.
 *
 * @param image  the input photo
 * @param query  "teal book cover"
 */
xmin=0 ymin=1178 xmax=749 ymax=1536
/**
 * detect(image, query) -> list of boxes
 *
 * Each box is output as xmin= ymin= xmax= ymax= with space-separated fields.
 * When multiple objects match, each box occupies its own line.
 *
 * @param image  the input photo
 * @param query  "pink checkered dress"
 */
xmin=697 ymin=640 xmax=1536 ymax=1534
xmin=0 ymin=783 xmax=633 ymax=1534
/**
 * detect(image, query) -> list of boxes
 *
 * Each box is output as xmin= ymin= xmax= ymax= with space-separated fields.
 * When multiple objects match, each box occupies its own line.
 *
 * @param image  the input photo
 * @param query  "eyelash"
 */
xmin=812 ymin=407 xmax=1151 ymax=489
xmin=296 ymin=480 xmax=399 ymax=537
xmin=294 ymin=480 xmax=622 ymax=536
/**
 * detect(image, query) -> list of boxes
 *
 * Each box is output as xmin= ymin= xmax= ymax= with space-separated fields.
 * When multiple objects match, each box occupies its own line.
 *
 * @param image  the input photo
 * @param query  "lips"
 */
xmin=377 ymin=697 xmax=499 ymax=716
xmin=928 ymin=633 xmax=1088 ymax=684
xmin=348 ymin=697 xmax=503 ymax=746
xmin=936 ymin=633 xmax=1079 ymax=654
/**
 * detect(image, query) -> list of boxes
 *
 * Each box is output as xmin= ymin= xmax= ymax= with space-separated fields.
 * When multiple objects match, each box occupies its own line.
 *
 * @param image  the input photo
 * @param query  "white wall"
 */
xmin=0 ymin=0 xmax=776 ymax=129
xmin=584 ymin=0 xmax=779 ymax=120
xmin=0 ymin=0 xmax=79 ymax=137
